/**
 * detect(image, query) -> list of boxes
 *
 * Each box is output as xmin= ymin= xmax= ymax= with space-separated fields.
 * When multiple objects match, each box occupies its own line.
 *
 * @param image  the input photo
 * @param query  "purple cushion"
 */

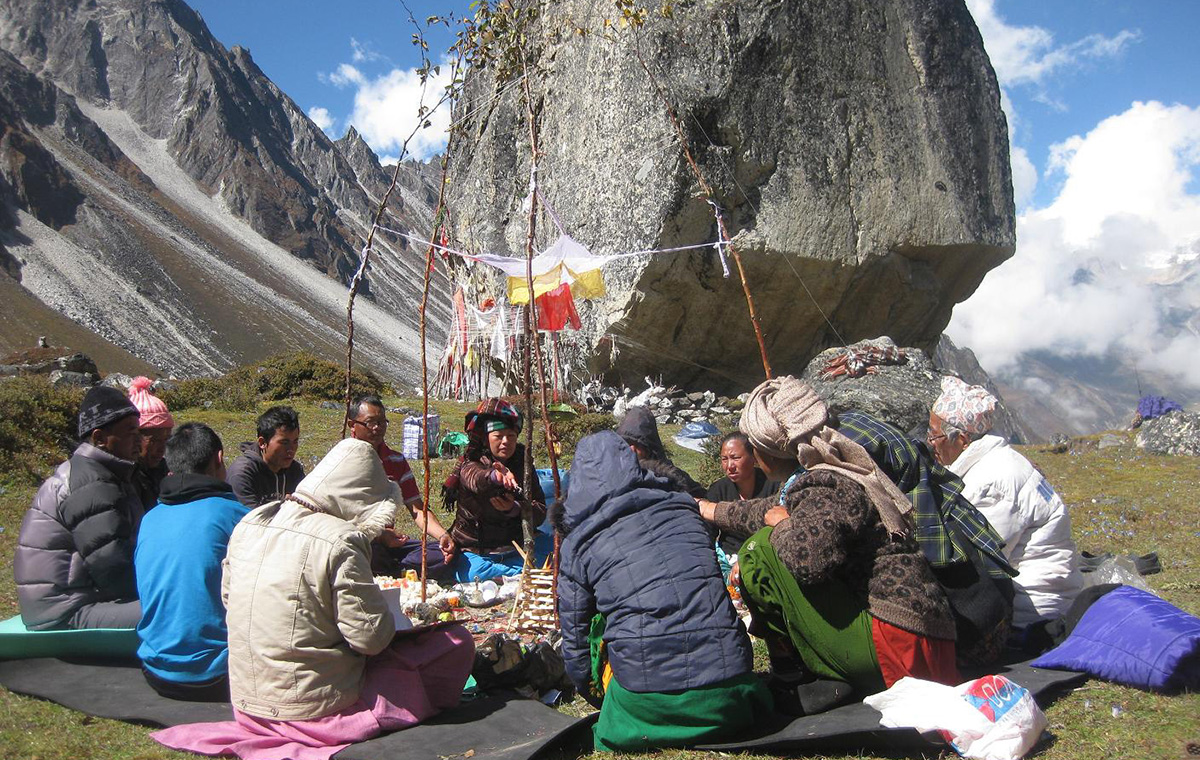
xmin=1032 ymin=585 xmax=1200 ymax=692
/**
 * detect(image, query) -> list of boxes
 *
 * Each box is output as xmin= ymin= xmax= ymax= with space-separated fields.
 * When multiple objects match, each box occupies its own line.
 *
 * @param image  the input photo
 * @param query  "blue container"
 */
xmin=535 ymin=468 xmax=569 ymax=535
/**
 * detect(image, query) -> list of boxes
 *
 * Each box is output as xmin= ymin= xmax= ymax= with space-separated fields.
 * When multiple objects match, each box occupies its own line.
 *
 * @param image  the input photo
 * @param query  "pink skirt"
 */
xmin=152 ymin=625 xmax=475 ymax=760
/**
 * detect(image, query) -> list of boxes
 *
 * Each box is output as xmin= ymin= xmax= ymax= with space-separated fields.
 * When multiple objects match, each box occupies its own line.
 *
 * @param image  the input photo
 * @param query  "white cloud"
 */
xmin=949 ymin=101 xmax=1200 ymax=389
xmin=322 ymin=63 xmax=365 ymax=89
xmin=350 ymin=38 xmax=388 ymax=65
xmin=307 ymin=106 xmax=335 ymax=134
xmin=1010 ymin=146 xmax=1037 ymax=210
xmin=344 ymin=59 xmax=453 ymax=162
xmin=966 ymin=0 xmax=1139 ymax=88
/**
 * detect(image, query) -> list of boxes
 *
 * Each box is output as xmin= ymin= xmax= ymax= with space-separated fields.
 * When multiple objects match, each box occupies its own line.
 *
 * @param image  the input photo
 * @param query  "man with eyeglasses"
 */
xmin=348 ymin=395 xmax=456 ymax=578
xmin=929 ymin=376 xmax=1081 ymax=637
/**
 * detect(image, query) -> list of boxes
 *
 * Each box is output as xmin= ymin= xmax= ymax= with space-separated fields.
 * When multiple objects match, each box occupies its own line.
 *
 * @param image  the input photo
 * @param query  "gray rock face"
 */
xmin=801 ymin=337 xmax=939 ymax=434
xmin=447 ymin=0 xmax=1014 ymax=395
xmin=100 ymin=372 xmax=134 ymax=390
xmin=0 ymin=0 xmax=450 ymax=381
xmin=800 ymin=335 xmax=1029 ymax=439
xmin=49 ymin=369 xmax=94 ymax=387
xmin=0 ymin=348 xmax=99 ymax=381
xmin=1136 ymin=410 xmax=1200 ymax=456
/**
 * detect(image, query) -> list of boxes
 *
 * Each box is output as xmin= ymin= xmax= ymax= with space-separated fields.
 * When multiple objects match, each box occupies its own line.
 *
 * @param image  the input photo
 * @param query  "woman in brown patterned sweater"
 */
xmin=698 ymin=377 xmax=958 ymax=712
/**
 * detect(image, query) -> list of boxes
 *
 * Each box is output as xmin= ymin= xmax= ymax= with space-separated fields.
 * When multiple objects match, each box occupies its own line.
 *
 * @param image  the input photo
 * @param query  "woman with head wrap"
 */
xmin=697 ymin=377 xmax=958 ymax=713
xmin=443 ymin=398 xmax=548 ymax=582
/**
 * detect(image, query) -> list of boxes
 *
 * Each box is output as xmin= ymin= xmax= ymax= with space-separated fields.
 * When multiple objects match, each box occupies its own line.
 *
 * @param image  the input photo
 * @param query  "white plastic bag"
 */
xmin=863 ymin=674 xmax=1047 ymax=760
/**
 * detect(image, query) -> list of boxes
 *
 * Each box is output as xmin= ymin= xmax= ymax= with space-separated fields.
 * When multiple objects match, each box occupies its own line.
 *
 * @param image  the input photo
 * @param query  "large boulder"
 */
xmin=0 ymin=347 xmax=99 ymax=383
xmin=801 ymin=336 xmax=1031 ymax=439
xmin=447 ymin=0 xmax=1015 ymax=395
xmin=1136 ymin=410 xmax=1200 ymax=456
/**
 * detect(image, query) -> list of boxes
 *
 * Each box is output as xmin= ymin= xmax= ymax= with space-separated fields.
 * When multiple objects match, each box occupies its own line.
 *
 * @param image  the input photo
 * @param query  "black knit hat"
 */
xmin=78 ymin=386 xmax=139 ymax=438
xmin=614 ymin=406 xmax=667 ymax=461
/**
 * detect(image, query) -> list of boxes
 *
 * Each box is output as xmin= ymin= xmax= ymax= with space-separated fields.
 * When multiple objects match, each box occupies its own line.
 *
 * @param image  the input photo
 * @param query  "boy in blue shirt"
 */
xmin=135 ymin=422 xmax=248 ymax=701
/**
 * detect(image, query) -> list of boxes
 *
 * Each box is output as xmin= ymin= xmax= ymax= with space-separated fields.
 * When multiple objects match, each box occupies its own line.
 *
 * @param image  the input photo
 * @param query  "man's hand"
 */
xmin=764 ymin=506 xmax=789 ymax=527
xmin=378 ymin=527 xmax=410 ymax=549
xmin=438 ymin=533 xmax=457 ymax=561
xmin=729 ymin=560 xmax=741 ymax=588
xmin=697 ymin=499 xmax=718 ymax=522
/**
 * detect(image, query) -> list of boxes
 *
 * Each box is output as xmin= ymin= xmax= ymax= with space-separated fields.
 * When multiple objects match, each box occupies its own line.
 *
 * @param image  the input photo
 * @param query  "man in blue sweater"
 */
xmin=135 ymin=422 xmax=248 ymax=701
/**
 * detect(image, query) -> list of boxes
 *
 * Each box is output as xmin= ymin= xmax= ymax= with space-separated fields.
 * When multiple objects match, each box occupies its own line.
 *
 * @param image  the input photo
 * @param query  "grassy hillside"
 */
xmin=0 ymin=400 xmax=1195 ymax=759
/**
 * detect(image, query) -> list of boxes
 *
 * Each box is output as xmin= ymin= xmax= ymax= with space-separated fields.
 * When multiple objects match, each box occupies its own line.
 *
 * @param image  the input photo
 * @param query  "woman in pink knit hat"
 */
xmin=128 ymin=376 xmax=174 ymax=511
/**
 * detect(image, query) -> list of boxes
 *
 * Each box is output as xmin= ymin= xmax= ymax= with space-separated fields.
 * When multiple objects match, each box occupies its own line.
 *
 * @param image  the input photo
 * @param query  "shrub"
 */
xmin=226 ymin=352 xmax=385 ymax=403
xmin=0 ymin=376 xmax=82 ymax=483
xmin=159 ymin=352 xmax=386 ymax=411
xmin=695 ymin=434 xmax=725 ymax=487
xmin=158 ymin=376 xmax=256 ymax=412
xmin=540 ymin=409 xmax=616 ymax=468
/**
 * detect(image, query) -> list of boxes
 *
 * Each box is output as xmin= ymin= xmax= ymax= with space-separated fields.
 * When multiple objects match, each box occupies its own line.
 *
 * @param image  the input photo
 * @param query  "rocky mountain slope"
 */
xmin=989 ymin=351 xmax=1200 ymax=442
xmin=0 ymin=0 xmax=448 ymax=381
xmin=447 ymin=0 xmax=1015 ymax=395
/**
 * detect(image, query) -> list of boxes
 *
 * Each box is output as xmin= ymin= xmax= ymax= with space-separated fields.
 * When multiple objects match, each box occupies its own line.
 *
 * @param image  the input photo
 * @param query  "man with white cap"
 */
xmin=928 ymin=376 xmax=1083 ymax=632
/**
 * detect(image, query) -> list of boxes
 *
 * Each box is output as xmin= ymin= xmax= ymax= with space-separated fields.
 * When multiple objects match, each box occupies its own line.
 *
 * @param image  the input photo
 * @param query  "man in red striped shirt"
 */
xmin=348 ymin=395 xmax=456 ymax=578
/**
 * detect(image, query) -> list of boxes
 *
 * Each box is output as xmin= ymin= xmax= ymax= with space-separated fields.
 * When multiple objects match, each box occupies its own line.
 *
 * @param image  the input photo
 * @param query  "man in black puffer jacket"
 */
xmin=14 ymin=386 xmax=145 ymax=630
xmin=555 ymin=431 xmax=771 ymax=751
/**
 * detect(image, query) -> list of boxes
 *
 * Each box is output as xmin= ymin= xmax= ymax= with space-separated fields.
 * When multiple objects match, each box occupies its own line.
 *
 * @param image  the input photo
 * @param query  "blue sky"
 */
xmin=189 ymin=0 xmax=464 ymax=162
xmin=188 ymin=0 xmax=1200 ymax=393
xmin=187 ymin=1 xmax=1199 ymax=182
xmin=969 ymin=0 xmax=1200 ymax=208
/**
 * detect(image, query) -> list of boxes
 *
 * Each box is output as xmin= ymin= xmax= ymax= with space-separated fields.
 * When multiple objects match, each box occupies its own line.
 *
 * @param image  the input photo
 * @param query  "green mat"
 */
xmin=0 ymin=614 xmax=140 ymax=659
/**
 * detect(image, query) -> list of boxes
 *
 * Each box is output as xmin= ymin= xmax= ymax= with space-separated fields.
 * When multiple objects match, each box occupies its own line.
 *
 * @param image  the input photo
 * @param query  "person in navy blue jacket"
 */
xmin=554 ymin=430 xmax=771 ymax=752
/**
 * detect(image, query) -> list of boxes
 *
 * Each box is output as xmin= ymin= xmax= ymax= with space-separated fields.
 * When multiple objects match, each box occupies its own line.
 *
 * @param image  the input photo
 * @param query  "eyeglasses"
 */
xmin=926 ymin=432 xmax=947 ymax=446
xmin=350 ymin=418 xmax=387 ymax=430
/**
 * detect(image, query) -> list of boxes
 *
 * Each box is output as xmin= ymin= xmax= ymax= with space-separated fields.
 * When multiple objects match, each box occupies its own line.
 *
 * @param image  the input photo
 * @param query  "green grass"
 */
xmin=0 ymin=415 xmax=1197 ymax=759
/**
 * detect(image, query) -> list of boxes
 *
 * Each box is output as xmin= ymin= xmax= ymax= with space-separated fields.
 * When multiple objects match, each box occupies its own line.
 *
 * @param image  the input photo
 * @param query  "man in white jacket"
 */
xmin=927 ymin=377 xmax=1082 ymax=632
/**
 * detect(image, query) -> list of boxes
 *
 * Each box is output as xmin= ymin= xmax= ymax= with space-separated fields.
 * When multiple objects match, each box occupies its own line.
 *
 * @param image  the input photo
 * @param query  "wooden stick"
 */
xmin=518 ymin=59 xmax=540 ymax=570
xmin=519 ymin=58 xmax=567 ymax=631
xmin=418 ymin=171 xmax=451 ymax=603
xmin=510 ymin=540 xmax=530 ymax=564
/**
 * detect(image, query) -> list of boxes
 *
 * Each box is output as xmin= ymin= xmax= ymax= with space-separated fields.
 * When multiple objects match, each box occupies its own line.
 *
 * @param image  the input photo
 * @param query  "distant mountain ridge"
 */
xmin=0 ymin=0 xmax=447 ymax=380
xmin=971 ymin=252 xmax=1200 ymax=441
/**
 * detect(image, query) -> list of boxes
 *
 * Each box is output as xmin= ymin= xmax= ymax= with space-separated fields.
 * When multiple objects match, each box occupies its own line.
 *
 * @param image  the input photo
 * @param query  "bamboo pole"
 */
xmin=518 ymin=61 xmax=540 ymax=566
xmin=418 ymin=157 xmax=451 ymax=603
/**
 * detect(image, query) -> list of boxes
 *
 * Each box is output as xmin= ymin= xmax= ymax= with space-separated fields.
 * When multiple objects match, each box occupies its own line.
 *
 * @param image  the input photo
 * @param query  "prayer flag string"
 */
xmin=371 ymin=224 xmax=730 ymax=265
